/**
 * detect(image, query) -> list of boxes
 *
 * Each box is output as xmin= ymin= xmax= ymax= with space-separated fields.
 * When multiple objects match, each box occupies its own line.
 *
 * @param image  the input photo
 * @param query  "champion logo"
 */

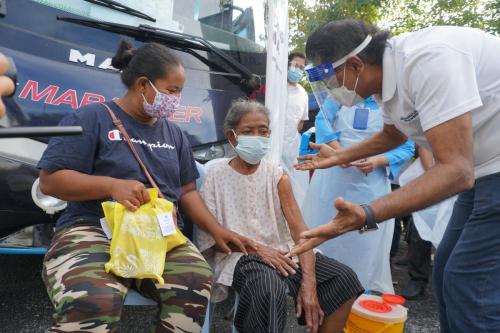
xmin=108 ymin=129 xmax=122 ymax=141
xmin=106 ymin=130 xmax=175 ymax=151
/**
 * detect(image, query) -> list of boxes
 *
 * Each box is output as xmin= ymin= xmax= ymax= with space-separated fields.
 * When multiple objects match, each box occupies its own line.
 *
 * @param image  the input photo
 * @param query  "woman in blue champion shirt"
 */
xmin=37 ymin=41 xmax=255 ymax=333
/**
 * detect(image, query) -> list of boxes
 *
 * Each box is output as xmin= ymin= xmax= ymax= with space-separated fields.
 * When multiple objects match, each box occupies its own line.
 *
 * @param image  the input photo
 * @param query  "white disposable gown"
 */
xmin=302 ymin=98 xmax=414 ymax=293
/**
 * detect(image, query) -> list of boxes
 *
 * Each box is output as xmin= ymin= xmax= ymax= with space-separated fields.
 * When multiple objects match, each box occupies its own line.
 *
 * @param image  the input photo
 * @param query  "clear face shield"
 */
xmin=304 ymin=62 xmax=339 ymax=131
xmin=305 ymin=35 xmax=373 ymax=114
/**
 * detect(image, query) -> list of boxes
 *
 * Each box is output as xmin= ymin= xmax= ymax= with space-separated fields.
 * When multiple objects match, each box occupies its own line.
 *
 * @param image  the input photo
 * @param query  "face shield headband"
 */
xmin=305 ymin=35 xmax=372 ymax=122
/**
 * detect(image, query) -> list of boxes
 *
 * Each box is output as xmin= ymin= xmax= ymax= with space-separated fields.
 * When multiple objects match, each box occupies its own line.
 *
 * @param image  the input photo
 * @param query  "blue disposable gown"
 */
xmin=302 ymin=97 xmax=414 ymax=293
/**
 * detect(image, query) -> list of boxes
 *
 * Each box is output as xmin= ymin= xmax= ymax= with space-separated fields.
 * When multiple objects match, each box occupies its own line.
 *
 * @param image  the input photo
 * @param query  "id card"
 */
xmin=157 ymin=213 xmax=176 ymax=237
xmin=353 ymin=108 xmax=369 ymax=130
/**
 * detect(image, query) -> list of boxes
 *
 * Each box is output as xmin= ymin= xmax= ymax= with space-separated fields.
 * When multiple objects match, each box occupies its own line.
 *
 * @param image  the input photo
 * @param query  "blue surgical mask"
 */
xmin=287 ymin=67 xmax=304 ymax=83
xmin=231 ymin=130 xmax=270 ymax=165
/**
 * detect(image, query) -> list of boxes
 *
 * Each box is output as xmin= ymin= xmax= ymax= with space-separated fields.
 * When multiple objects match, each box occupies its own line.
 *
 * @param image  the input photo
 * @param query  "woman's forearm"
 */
xmin=40 ymin=169 xmax=115 ymax=201
xmin=180 ymin=186 xmax=221 ymax=234
xmin=277 ymin=174 xmax=317 ymax=280
xmin=181 ymin=184 xmax=257 ymax=255
xmin=278 ymin=175 xmax=308 ymax=241
xmin=299 ymin=251 xmax=316 ymax=282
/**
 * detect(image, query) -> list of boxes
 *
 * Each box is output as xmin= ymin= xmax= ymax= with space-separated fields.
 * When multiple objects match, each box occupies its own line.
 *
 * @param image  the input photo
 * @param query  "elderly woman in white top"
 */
xmin=197 ymin=100 xmax=363 ymax=333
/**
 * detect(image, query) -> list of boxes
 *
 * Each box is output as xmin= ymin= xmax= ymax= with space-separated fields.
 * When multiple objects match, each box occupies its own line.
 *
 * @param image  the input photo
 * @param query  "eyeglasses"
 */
xmin=289 ymin=60 xmax=305 ymax=71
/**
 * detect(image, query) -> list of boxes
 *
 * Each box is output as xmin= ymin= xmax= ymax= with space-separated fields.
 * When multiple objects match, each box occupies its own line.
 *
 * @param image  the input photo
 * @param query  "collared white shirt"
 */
xmin=283 ymin=83 xmax=309 ymax=143
xmin=381 ymin=26 xmax=500 ymax=179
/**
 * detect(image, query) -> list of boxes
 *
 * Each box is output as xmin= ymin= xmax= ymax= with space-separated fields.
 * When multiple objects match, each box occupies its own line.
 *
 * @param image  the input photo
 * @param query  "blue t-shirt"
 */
xmin=37 ymin=101 xmax=199 ymax=230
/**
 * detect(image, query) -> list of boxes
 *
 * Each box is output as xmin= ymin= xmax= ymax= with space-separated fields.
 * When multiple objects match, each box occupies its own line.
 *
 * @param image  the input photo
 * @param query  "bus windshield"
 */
xmin=33 ymin=0 xmax=267 ymax=54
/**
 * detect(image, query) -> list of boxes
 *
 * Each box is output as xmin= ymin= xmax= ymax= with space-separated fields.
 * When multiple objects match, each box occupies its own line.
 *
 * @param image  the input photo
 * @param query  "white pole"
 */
xmin=265 ymin=0 xmax=289 ymax=162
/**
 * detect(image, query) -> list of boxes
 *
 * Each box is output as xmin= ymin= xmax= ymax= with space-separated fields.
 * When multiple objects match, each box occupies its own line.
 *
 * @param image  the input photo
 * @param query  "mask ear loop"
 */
xmin=148 ymin=79 xmax=160 ymax=94
xmin=342 ymin=66 xmax=347 ymax=87
xmin=142 ymin=79 xmax=159 ymax=105
xmin=149 ymin=79 xmax=160 ymax=101
xmin=342 ymin=64 xmax=360 ymax=92
xmin=354 ymin=74 xmax=360 ymax=91
xmin=141 ymin=93 xmax=149 ymax=105
xmin=230 ymin=129 xmax=239 ymax=148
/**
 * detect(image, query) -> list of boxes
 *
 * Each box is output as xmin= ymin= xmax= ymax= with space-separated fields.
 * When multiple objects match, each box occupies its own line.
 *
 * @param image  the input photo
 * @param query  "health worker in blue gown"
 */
xmin=302 ymin=96 xmax=414 ymax=293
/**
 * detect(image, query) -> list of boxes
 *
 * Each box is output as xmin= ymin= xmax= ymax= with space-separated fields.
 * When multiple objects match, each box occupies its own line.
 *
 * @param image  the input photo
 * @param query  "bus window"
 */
xmin=32 ymin=0 xmax=266 ymax=54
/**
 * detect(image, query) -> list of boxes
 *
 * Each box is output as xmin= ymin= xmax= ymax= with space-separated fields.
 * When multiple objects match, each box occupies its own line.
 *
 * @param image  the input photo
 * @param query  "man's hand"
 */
xmin=296 ymin=280 xmax=324 ymax=333
xmin=212 ymin=226 xmax=257 ymax=256
xmin=295 ymin=143 xmax=340 ymax=170
xmin=350 ymin=155 xmax=388 ymax=174
xmin=327 ymin=141 xmax=351 ymax=168
xmin=289 ymin=198 xmax=366 ymax=256
xmin=255 ymin=244 xmax=299 ymax=277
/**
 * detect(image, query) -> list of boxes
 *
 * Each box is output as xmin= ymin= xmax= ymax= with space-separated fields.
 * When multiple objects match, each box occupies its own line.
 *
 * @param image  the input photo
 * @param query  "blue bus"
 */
xmin=0 ymin=0 xmax=267 ymax=249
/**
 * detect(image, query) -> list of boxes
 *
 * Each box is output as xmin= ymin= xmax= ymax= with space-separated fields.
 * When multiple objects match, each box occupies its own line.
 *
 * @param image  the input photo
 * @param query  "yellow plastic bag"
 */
xmin=101 ymin=188 xmax=187 ymax=284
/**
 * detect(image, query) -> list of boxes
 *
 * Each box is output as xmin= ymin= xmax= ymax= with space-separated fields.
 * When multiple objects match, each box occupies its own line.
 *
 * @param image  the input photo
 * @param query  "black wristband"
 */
xmin=359 ymin=204 xmax=378 ymax=233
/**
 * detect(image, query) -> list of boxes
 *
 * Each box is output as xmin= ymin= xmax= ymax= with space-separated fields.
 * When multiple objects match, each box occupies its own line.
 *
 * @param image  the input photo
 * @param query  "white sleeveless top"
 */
xmin=197 ymin=158 xmax=295 ymax=302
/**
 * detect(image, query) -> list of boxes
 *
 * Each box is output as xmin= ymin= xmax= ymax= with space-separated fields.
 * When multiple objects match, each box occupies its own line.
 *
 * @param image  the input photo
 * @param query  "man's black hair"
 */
xmin=305 ymin=19 xmax=391 ymax=66
xmin=288 ymin=51 xmax=306 ymax=64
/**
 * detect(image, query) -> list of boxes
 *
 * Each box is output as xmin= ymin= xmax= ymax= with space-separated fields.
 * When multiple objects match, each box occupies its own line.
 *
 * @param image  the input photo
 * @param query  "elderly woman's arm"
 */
xmin=278 ymin=173 xmax=324 ymax=333
xmin=278 ymin=174 xmax=316 ymax=271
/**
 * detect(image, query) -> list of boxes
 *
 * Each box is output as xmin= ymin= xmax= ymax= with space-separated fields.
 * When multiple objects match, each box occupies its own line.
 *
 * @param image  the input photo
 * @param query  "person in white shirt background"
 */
xmin=290 ymin=19 xmax=500 ymax=333
xmin=282 ymin=51 xmax=310 ymax=206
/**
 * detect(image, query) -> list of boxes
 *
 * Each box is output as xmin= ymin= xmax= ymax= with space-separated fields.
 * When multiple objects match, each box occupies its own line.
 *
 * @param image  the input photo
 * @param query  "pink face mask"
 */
xmin=142 ymin=80 xmax=180 ymax=120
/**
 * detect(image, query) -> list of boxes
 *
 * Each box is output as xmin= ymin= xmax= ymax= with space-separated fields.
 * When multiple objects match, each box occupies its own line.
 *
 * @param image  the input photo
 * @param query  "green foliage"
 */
xmin=289 ymin=0 xmax=500 ymax=51
xmin=289 ymin=0 xmax=382 ymax=50
xmin=485 ymin=0 xmax=500 ymax=35
xmin=381 ymin=0 xmax=500 ymax=35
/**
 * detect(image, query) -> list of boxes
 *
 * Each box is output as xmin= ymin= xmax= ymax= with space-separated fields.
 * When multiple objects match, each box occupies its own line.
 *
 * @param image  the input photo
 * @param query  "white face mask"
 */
xmin=328 ymin=67 xmax=364 ymax=107
xmin=230 ymin=130 xmax=270 ymax=165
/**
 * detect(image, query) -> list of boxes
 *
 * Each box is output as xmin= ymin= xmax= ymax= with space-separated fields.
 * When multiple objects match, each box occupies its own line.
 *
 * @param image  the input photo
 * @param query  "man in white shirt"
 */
xmin=290 ymin=19 xmax=500 ymax=333
xmin=282 ymin=52 xmax=309 ymax=168
xmin=282 ymin=52 xmax=309 ymax=205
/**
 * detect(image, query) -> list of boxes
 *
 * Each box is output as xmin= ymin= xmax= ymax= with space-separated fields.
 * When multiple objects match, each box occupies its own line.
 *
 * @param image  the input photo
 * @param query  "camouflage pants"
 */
xmin=42 ymin=224 xmax=213 ymax=333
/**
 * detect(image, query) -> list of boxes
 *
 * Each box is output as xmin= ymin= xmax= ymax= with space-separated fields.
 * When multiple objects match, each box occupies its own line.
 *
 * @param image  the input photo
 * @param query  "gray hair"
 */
xmin=223 ymin=99 xmax=271 ymax=130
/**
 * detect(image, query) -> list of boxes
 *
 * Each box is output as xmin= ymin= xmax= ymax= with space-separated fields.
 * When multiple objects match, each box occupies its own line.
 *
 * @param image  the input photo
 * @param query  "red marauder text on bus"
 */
xmin=18 ymin=79 xmax=204 ymax=124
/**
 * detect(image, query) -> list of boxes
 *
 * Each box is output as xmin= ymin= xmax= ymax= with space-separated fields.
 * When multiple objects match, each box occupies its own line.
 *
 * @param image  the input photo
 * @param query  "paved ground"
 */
xmin=392 ymin=240 xmax=440 ymax=333
xmin=0 ymin=238 xmax=439 ymax=333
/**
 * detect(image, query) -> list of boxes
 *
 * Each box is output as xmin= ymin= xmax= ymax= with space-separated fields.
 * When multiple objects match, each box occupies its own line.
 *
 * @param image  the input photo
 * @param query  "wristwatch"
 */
xmin=358 ymin=204 xmax=378 ymax=233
